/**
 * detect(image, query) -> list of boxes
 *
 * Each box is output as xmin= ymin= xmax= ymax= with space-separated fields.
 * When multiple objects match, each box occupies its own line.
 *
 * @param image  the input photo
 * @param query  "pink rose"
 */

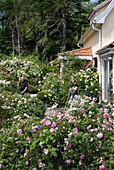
xmin=68 ymin=143 xmax=72 ymax=147
xmin=97 ymin=133 xmax=103 ymax=138
xmin=64 ymin=147 xmax=67 ymax=150
xmin=104 ymin=113 xmax=109 ymax=119
xmin=66 ymin=160 xmax=70 ymax=164
xmin=17 ymin=129 xmax=22 ymax=134
xmin=50 ymin=128 xmax=54 ymax=133
xmin=81 ymin=109 xmax=84 ymax=113
xmin=38 ymin=159 xmax=42 ymax=163
xmin=44 ymin=149 xmax=48 ymax=155
xmin=68 ymin=119 xmax=73 ymax=123
xmin=45 ymin=120 xmax=51 ymax=126
xmin=52 ymin=122 xmax=57 ymax=127
xmin=80 ymin=155 xmax=85 ymax=159
xmin=87 ymin=125 xmax=91 ymax=129
xmin=25 ymin=161 xmax=29 ymax=166
xmin=26 ymin=137 xmax=29 ymax=141
xmin=72 ymin=128 xmax=78 ymax=133
xmin=99 ymin=165 xmax=105 ymax=170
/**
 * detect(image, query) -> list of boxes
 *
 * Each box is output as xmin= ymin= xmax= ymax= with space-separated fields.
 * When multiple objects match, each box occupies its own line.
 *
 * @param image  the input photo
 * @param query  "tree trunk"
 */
xmin=77 ymin=0 xmax=82 ymax=42
xmin=35 ymin=41 xmax=39 ymax=55
xmin=12 ymin=28 xmax=15 ymax=56
xmin=63 ymin=0 xmax=66 ymax=52
xmin=78 ymin=21 xmax=82 ymax=41
xmin=15 ymin=0 xmax=21 ymax=56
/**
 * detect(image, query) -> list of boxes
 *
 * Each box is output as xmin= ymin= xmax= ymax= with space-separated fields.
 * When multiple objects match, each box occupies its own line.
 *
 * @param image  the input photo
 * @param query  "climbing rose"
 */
xmin=80 ymin=155 xmax=85 ymax=159
xmin=99 ymin=165 xmax=105 ymax=170
xmin=17 ymin=129 xmax=22 ymax=134
xmin=81 ymin=109 xmax=84 ymax=113
xmin=44 ymin=149 xmax=48 ymax=155
xmin=52 ymin=122 xmax=57 ymax=127
xmin=66 ymin=160 xmax=70 ymax=164
xmin=104 ymin=113 xmax=109 ymax=119
xmin=97 ymin=133 xmax=103 ymax=138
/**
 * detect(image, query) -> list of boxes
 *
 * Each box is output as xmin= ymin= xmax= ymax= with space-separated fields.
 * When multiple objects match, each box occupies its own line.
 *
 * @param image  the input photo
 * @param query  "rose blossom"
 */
xmin=99 ymin=165 xmax=105 ymax=170
xmin=64 ymin=147 xmax=67 ymax=150
xmin=80 ymin=155 xmax=85 ymax=159
xmin=26 ymin=161 xmax=29 ymax=166
xmin=66 ymin=160 xmax=70 ymax=164
xmin=68 ymin=119 xmax=73 ymax=123
xmin=97 ymin=133 xmax=103 ymax=138
xmin=52 ymin=122 xmax=57 ymax=127
xmin=17 ymin=129 xmax=22 ymax=134
xmin=72 ymin=128 xmax=78 ymax=133
xmin=38 ymin=159 xmax=42 ymax=163
xmin=45 ymin=120 xmax=51 ymax=126
xmin=44 ymin=149 xmax=48 ymax=155
xmin=50 ymin=128 xmax=54 ymax=133
xmin=87 ymin=125 xmax=91 ymax=129
xmin=26 ymin=137 xmax=30 ymax=141
xmin=68 ymin=143 xmax=72 ymax=147
xmin=104 ymin=113 xmax=109 ymax=119
xmin=81 ymin=109 xmax=84 ymax=113
xmin=24 ymin=153 xmax=27 ymax=157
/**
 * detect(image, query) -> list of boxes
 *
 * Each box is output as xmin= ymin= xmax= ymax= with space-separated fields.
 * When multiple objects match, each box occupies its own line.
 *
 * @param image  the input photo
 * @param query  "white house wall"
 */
xmin=102 ymin=8 xmax=114 ymax=47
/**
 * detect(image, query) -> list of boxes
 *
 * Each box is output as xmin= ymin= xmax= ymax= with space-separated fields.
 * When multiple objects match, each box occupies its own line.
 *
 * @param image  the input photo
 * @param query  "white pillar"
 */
xmin=60 ymin=61 xmax=64 ymax=80
xmin=107 ymin=59 xmax=110 ymax=99
xmin=98 ymin=56 xmax=101 ymax=103
xmin=112 ymin=54 xmax=114 ymax=94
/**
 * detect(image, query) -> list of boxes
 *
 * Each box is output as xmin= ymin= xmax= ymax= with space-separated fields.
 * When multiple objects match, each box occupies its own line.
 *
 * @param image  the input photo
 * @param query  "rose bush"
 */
xmin=0 ymin=102 xmax=113 ymax=169
xmin=0 ymin=91 xmax=46 ymax=129
xmin=0 ymin=57 xmax=43 ymax=93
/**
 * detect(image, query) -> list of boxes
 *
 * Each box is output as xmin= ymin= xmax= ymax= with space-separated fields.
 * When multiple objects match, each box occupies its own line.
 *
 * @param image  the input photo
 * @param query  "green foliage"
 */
xmin=0 ymin=0 xmax=96 ymax=59
xmin=0 ymin=57 xmax=43 ymax=93
xmin=37 ymin=91 xmax=47 ymax=100
xmin=0 ymin=91 xmax=46 ymax=128
xmin=0 ymin=101 xmax=113 ymax=169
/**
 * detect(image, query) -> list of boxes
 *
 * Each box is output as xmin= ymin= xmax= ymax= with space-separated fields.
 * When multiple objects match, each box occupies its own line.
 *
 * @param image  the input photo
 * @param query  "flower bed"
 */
xmin=0 ymin=101 xmax=113 ymax=169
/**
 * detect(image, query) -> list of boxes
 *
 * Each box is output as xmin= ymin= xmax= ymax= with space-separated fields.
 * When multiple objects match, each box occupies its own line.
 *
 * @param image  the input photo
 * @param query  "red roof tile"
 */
xmin=58 ymin=47 xmax=93 ymax=56
xmin=97 ymin=41 xmax=114 ymax=52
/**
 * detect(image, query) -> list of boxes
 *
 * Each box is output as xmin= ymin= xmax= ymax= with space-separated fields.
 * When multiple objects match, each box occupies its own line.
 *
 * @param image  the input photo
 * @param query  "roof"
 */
xmin=78 ymin=0 xmax=114 ymax=44
xmin=58 ymin=47 xmax=93 ymax=56
xmin=87 ymin=0 xmax=112 ymax=20
xmin=97 ymin=41 xmax=114 ymax=52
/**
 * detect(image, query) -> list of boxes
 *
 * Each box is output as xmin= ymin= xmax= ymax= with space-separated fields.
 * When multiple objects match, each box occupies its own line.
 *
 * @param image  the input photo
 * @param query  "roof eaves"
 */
xmin=78 ymin=25 xmax=92 ymax=44
xmin=87 ymin=0 xmax=112 ymax=20
xmin=94 ymin=0 xmax=114 ymax=24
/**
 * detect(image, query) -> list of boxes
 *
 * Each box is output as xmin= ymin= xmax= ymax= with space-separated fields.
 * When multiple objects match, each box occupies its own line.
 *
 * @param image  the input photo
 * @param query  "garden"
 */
xmin=0 ymin=55 xmax=114 ymax=170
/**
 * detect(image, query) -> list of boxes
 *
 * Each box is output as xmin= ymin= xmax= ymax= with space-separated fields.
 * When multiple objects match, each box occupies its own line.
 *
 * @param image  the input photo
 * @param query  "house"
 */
xmin=58 ymin=0 xmax=114 ymax=102
xmin=78 ymin=0 xmax=114 ymax=102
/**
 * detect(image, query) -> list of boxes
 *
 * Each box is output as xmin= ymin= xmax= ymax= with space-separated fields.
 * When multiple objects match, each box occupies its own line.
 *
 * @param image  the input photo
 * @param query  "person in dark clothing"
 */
xmin=69 ymin=77 xmax=78 ymax=99
xmin=18 ymin=76 xmax=28 ymax=97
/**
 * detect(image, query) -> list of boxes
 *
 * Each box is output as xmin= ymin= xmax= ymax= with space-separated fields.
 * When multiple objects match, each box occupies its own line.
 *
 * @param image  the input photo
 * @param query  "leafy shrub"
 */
xmin=0 ymin=91 xmax=46 ymax=129
xmin=0 ymin=57 xmax=43 ymax=93
xmin=0 ymin=104 xmax=113 ymax=169
xmin=37 ymin=91 xmax=47 ymax=100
